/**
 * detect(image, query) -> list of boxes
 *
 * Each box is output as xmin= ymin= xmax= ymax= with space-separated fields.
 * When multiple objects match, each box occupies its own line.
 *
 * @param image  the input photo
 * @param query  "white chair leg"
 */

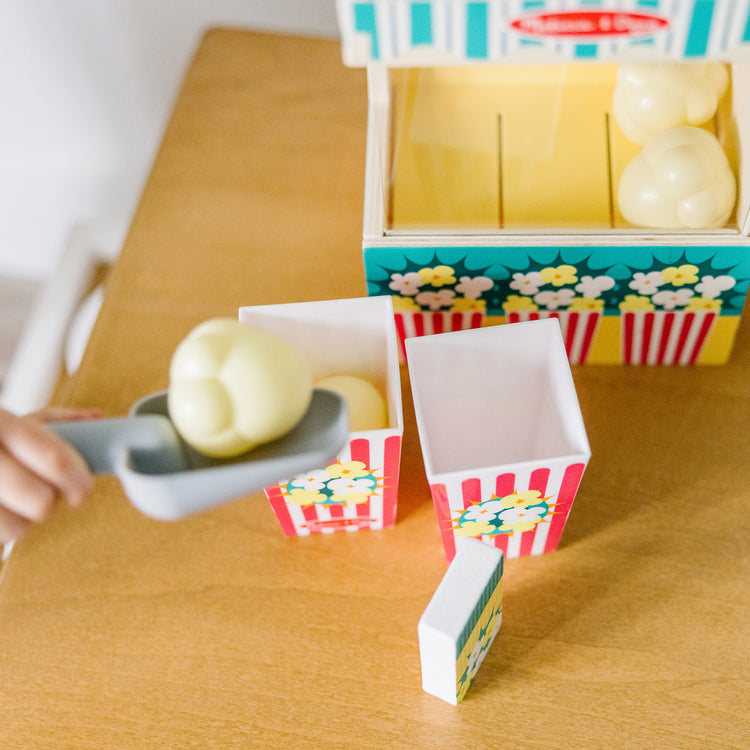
xmin=0 ymin=224 xmax=120 ymax=415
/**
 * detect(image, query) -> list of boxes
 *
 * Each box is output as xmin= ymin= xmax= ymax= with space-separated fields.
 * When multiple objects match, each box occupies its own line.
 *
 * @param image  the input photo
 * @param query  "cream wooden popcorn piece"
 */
xmin=613 ymin=62 xmax=729 ymax=145
xmin=315 ymin=374 xmax=388 ymax=431
xmin=617 ymin=126 xmax=736 ymax=229
xmin=418 ymin=538 xmax=504 ymax=705
xmin=168 ymin=318 xmax=313 ymax=458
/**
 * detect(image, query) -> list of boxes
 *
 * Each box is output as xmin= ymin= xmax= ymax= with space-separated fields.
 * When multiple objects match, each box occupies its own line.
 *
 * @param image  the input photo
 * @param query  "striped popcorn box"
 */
xmin=505 ymin=310 xmax=601 ymax=364
xmin=621 ymin=310 xmax=719 ymax=365
xmin=393 ymin=309 xmax=485 ymax=363
xmin=239 ymin=296 xmax=404 ymax=536
xmin=407 ymin=318 xmax=590 ymax=562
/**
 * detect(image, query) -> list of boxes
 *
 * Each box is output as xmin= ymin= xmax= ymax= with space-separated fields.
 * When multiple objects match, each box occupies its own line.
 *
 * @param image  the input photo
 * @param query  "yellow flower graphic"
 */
xmin=325 ymin=461 xmax=370 ymax=479
xmin=391 ymin=295 xmax=420 ymax=312
xmin=662 ymin=264 xmax=699 ymax=286
xmin=503 ymin=295 xmax=539 ymax=313
xmin=496 ymin=490 xmax=544 ymax=509
xmin=417 ymin=265 xmax=457 ymax=287
xmin=619 ymin=294 xmax=655 ymax=312
xmin=569 ymin=297 xmax=604 ymax=311
xmin=454 ymin=520 xmax=497 ymax=537
xmin=451 ymin=298 xmax=487 ymax=313
xmin=286 ymin=488 xmax=328 ymax=505
xmin=685 ymin=297 xmax=722 ymax=312
xmin=540 ymin=265 xmax=578 ymax=287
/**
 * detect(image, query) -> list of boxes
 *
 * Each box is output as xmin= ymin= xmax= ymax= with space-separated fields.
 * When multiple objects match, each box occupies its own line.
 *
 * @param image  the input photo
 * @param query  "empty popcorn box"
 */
xmin=406 ymin=318 xmax=590 ymax=562
xmin=239 ymin=296 xmax=403 ymax=536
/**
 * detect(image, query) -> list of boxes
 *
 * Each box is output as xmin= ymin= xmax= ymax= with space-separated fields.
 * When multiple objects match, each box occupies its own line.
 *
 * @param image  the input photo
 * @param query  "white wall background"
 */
xmin=0 ymin=1 xmax=340 ymax=281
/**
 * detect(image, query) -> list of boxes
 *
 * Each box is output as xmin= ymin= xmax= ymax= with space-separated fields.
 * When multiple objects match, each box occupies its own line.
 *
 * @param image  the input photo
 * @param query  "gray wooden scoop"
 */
xmin=50 ymin=389 xmax=349 ymax=521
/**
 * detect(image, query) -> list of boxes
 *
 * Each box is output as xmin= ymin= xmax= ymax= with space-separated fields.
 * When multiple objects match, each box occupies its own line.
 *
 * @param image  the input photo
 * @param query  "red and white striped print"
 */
xmin=621 ymin=310 xmax=717 ymax=365
xmin=429 ymin=460 xmax=587 ymax=563
xmin=265 ymin=432 xmax=402 ymax=536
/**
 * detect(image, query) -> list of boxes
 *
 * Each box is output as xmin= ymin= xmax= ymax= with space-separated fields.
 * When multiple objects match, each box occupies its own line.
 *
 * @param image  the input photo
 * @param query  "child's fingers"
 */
xmin=0 ymin=413 xmax=95 ymax=510
xmin=34 ymin=406 xmax=103 ymax=424
xmin=0 ymin=449 xmax=58 ymax=521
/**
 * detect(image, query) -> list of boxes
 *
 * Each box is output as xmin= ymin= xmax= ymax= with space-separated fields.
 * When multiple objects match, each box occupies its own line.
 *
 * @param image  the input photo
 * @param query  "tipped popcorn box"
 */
xmin=407 ymin=318 xmax=590 ymax=562
xmin=239 ymin=297 xmax=404 ymax=535
xmin=336 ymin=1 xmax=750 ymax=365
xmin=418 ymin=537 xmax=504 ymax=705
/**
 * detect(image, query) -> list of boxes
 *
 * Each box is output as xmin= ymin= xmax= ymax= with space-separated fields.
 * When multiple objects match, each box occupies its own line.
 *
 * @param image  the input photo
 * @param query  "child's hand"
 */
xmin=0 ymin=407 xmax=100 ymax=543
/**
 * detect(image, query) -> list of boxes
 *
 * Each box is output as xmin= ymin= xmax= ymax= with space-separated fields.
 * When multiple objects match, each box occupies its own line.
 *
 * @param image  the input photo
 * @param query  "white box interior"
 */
xmin=238 ymin=296 xmax=403 ymax=433
xmin=406 ymin=319 xmax=590 ymax=478
xmin=364 ymin=59 xmax=750 ymax=238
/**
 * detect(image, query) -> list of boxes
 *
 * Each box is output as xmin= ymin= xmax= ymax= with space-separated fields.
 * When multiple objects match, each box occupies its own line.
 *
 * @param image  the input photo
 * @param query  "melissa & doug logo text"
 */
xmin=510 ymin=10 xmax=670 ymax=37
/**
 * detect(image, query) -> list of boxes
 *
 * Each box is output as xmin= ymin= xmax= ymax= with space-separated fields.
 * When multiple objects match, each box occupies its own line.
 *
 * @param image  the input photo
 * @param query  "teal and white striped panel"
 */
xmin=337 ymin=0 xmax=750 ymax=64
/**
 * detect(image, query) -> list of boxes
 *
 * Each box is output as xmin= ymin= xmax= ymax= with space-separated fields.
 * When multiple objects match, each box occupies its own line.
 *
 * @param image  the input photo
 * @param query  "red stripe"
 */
xmin=579 ymin=311 xmax=600 ymax=364
xmin=656 ymin=312 xmax=674 ymax=365
xmin=492 ymin=534 xmax=510 ymax=557
xmin=381 ymin=435 xmax=402 ymax=528
xmin=328 ymin=504 xmax=344 ymax=518
xmin=672 ymin=311 xmax=695 ymax=363
xmin=564 ymin=312 xmax=578 ymax=360
xmin=530 ymin=312 xmax=540 ymax=321
xmin=302 ymin=503 xmax=320 ymax=534
xmin=640 ymin=310 xmax=654 ymax=364
xmin=529 ymin=467 xmax=550 ymax=495
xmin=688 ymin=312 xmax=716 ymax=365
xmin=265 ymin=485 xmax=297 ymax=536
xmin=470 ymin=311 xmax=483 ymax=329
xmin=461 ymin=477 xmax=482 ymax=508
xmin=622 ymin=312 xmax=634 ymax=364
xmin=544 ymin=463 xmax=586 ymax=552
xmin=495 ymin=473 xmax=515 ymax=497
xmin=519 ymin=468 xmax=551 ymax=556
xmin=350 ymin=438 xmax=371 ymax=522
xmin=393 ymin=312 xmax=408 ymax=362
xmin=430 ymin=484 xmax=457 ymax=563
xmin=507 ymin=312 xmax=520 ymax=324
xmin=413 ymin=312 xmax=425 ymax=337
xmin=432 ymin=312 xmax=444 ymax=335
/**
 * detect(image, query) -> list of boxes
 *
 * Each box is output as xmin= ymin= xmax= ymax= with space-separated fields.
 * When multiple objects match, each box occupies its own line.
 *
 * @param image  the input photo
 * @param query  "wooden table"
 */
xmin=2 ymin=29 xmax=749 ymax=748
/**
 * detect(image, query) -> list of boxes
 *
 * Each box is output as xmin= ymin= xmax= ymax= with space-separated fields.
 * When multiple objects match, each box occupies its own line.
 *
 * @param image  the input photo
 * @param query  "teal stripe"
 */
xmin=411 ymin=3 xmax=433 ymax=45
xmin=522 ymin=0 xmax=545 ymax=8
xmin=456 ymin=556 xmax=504 ymax=654
xmin=354 ymin=3 xmax=379 ymax=60
xmin=636 ymin=0 xmax=660 ymax=7
xmin=684 ymin=0 xmax=715 ymax=56
xmin=466 ymin=3 xmax=488 ymax=58
xmin=575 ymin=44 xmax=599 ymax=57
xmin=744 ymin=4 xmax=750 ymax=42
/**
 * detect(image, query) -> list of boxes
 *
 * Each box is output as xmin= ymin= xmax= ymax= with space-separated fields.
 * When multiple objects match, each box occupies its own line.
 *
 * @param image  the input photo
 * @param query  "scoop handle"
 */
xmin=49 ymin=416 xmax=186 ymax=475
